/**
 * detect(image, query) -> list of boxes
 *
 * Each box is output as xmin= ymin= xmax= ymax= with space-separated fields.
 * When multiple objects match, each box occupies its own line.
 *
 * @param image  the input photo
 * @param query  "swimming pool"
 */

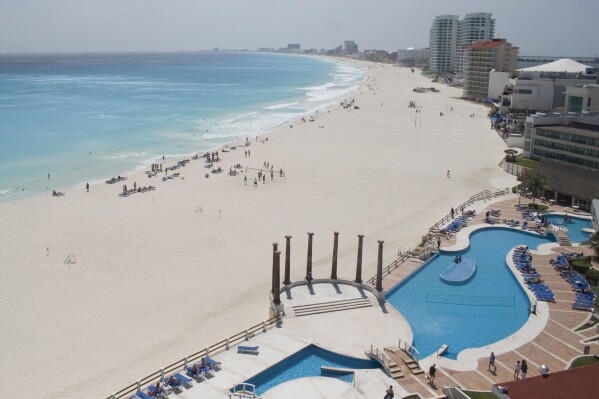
xmin=545 ymin=214 xmax=593 ymax=244
xmin=240 ymin=344 xmax=380 ymax=396
xmin=386 ymin=227 xmax=555 ymax=360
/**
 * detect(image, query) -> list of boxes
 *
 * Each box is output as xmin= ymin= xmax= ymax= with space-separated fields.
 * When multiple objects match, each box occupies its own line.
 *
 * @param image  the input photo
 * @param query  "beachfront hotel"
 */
xmin=397 ymin=48 xmax=430 ymax=66
xmin=523 ymin=112 xmax=599 ymax=209
xmin=455 ymin=13 xmax=496 ymax=77
xmin=428 ymin=13 xmax=495 ymax=75
xmin=463 ymin=39 xmax=518 ymax=100
xmin=510 ymin=59 xmax=598 ymax=113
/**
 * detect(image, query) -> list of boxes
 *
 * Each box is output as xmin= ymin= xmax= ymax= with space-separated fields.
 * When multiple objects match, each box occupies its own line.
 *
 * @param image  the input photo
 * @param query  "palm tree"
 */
xmin=582 ymin=232 xmax=599 ymax=263
xmin=522 ymin=172 xmax=548 ymax=205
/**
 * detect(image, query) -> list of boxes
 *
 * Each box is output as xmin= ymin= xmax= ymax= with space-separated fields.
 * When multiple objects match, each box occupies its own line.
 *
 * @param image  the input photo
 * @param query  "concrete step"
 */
xmin=292 ymin=297 xmax=370 ymax=311
xmin=292 ymin=298 xmax=373 ymax=317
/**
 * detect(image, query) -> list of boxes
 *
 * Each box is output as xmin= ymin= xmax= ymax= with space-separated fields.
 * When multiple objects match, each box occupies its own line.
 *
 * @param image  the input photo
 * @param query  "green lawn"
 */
xmin=463 ymin=391 xmax=497 ymax=399
xmin=570 ymin=356 xmax=599 ymax=368
xmin=507 ymin=155 xmax=539 ymax=169
xmin=575 ymin=314 xmax=599 ymax=331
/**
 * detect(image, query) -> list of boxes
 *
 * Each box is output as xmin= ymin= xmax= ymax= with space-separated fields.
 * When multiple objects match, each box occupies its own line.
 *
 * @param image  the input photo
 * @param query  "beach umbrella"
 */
xmin=504 ymin=149 xmax=518 ymax=162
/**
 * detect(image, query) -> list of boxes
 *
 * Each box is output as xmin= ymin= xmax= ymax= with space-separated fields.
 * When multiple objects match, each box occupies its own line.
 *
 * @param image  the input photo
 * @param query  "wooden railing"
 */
xmin=366 ymin=252 xmax=410 ymax=285
xmin=107 ymin=315 xmax=280 ymax=399
xmin=365 ymin=188 xmax=510 ymax=287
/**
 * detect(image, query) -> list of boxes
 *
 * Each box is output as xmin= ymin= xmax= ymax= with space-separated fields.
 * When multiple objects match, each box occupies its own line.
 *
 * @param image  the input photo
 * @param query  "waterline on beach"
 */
xmin=0 ymin=52 xmax=366 ymax=201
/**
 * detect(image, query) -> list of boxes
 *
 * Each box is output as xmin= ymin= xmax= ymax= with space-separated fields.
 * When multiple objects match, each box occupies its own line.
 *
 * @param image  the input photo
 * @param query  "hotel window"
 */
xmin=569 ymin=96 xmax=583 ymax=113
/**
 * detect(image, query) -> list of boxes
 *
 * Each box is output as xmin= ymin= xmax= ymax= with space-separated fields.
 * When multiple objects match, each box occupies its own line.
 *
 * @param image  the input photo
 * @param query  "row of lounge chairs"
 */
xmin=550 ymin=253 xmax=595 ymax=311
xmin=106 ymin=176 xmax=126 ymax=184
xmin=440 ymin=215 xmax=472 ymax=236
xmin=120 ymin=186 xmax=155 ymax=197
xmin=132 ymin=357 xmax=222 ymax=399
xmin=513 ymin=246 xmax=556 ymax=302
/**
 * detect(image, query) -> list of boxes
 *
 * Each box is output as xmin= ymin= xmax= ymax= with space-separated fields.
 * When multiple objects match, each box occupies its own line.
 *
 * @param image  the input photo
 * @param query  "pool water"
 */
xmin=545 ymin=214 xmax=593 ymax=244
xmin=242 ymin=344 xmax=380 ymax=395
xmin=386 ymin=227 xmax=555 ymax=360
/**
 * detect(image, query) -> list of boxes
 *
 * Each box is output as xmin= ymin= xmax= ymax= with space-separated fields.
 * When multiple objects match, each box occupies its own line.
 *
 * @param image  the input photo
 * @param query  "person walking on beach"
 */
xmin=521 ymin=360 xmax=528 ymax=379
xmin=244 ymin=176 xmax=247 ymax=185
xmin=451 ymin=207 xmax=455 ymax=219
xmin=447 ymin=169 xmax=451 ymax=178
xmin=262 ymin=175 xmax=266 ymax=184
xmin=488 ymin=352 xmax=496 ymax=372
xmin=437 ymin=236 xmax=441 ymax=250
xmin=428 ymin=364 xmax=436 ymax=384
xmin=514 ymin=360 xmax=521 ymax=379
xmin=86 ymin=182 xmax=89 ymax=192
xmin=254 ymin=178 xmax=257 ymax=187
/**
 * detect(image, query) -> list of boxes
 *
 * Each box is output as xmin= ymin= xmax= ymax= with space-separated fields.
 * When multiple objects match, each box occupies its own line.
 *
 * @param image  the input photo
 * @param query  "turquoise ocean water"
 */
xmin=0 ymin=52 xmax=366 ymax=201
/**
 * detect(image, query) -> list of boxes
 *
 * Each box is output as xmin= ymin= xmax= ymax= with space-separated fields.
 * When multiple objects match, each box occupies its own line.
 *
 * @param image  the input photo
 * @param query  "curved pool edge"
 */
xmin=387 ymin=223 xmax=559 ymax=371
xmin=418 ymin=241 xmax=563 ymax=372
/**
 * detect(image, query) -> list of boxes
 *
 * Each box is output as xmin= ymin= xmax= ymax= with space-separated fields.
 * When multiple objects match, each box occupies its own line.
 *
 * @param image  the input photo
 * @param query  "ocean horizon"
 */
xmin=0 ymin=52 xmax=367 ymax=202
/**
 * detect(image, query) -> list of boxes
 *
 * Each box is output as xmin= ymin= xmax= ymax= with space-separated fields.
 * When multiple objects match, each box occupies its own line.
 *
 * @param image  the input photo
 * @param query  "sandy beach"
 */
xmin=0 ymin=62 xmax=516 ymax=399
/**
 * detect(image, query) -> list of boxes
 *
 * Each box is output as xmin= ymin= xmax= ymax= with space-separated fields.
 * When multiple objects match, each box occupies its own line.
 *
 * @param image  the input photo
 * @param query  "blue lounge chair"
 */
xmin=164 ymin=376 xmax=183 ymax=393
xmin=238 ymin=345 xmax=259 ymax=354
xmin=147 ymin=386 xmax=168 ymax=399
xmin=186 ymin=366 xmax=206 ymax=381
xmin=135 ymin=391 xmax=153 ymax=399
xmin=174 ymin=373 xmax=193 ymax=388
xmin=205 ymin=357 xmax=222 ymax=371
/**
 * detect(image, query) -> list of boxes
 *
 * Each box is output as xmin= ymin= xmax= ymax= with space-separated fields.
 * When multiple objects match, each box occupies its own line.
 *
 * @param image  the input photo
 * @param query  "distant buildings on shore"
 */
xmin=463 ymin=39 xmax=518 ymax=100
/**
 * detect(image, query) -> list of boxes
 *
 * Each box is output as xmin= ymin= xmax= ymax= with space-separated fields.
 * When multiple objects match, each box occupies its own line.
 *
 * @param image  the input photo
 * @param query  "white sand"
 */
xmin=0 ymin=63 xmax=516 ymax=399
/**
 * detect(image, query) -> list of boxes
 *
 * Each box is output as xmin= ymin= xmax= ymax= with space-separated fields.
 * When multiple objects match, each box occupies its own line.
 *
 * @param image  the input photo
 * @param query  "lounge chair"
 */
xmin=572 ymin=302 xmax=593 ymax=311
xmin=174 ymin=373 xmax=193 ymax=388
xmin=205 ymin=357 xmax=222 ymax=371
xmin=164 ymin=376 xmax=183 ymax=393
xmin=238 ymin=345 xmax=259 ymax=354
xmin=147 ymin=386 xmax=168 ymax=399
xmin=186 ymin=366 xmax=205 ymax=381
xmin=134 ymin=391 xmax=154 ymax=399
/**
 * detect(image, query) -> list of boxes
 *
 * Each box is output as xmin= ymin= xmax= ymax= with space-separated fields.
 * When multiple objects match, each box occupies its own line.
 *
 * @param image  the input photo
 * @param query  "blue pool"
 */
xmin=386 ymin=227 xmax=555 ymax=360
xmin=241 ymin=345 xmax=380 ymax=395
xmin=545 ymin=214 xmax=593 ymax=244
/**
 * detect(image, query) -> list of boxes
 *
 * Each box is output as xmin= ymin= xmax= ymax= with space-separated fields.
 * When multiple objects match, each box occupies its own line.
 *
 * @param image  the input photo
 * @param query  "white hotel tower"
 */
xmin=429 ymin=13 xmax=495 ymax=75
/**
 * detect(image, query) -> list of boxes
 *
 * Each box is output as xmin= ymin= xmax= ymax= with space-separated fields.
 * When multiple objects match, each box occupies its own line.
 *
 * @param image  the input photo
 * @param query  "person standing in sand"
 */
xmin=86 ymin=182 xmax=89 ymax=192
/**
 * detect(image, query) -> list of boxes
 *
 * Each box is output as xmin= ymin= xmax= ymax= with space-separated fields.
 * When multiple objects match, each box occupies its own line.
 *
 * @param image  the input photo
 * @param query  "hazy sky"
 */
xmin=1 ymin=0 xmax=597 ymax=56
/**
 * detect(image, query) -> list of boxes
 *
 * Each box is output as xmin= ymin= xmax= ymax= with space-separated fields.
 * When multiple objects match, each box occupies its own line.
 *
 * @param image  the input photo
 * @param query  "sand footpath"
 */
xmin=0 ymin=63 xmax=515 ymax=399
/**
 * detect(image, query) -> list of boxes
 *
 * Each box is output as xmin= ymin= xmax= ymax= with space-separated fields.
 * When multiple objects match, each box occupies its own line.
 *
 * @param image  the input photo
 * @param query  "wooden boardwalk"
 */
xmin=381 ymin=197 xmax=598 ymax=398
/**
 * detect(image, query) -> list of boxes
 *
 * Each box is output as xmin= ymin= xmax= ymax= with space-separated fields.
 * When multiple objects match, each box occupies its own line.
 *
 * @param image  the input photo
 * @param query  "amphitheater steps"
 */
xmin=291 ymin=297 xmax=373 ymax=317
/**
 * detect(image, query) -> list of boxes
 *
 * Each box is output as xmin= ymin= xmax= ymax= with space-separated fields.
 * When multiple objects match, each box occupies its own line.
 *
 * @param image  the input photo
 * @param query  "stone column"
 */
xmin=283 ymin=235 xmax=292 ymax=285
xmin=306 ymin=232 xmax=314 ymax=281
xmin=376 ymin=240 xmax=384 ymax=291
xmin=331 ymin=232 xmax=339 ymax=280
xmin=273 ymin=251 xmax=281 ymax=305
xmin=355 ymin=234 xmax=364 ymax=284
xmin=271 ymin=242 xmax=278 ymax=293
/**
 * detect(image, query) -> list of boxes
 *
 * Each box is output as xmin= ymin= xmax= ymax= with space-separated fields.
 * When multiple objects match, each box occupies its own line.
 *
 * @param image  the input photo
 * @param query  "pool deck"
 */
xmin=131 ymin=196 xmax=598 ymax=399
xmin=380 ymin=195 xmax=598 ymax=398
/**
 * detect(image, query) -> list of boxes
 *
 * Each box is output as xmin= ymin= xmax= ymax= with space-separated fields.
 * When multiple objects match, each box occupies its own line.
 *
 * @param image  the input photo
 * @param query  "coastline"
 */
xmin=0 ymin=52 xmax=366 ymax=203
xmin=0 ymin=62 xmax=516 ymax=399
